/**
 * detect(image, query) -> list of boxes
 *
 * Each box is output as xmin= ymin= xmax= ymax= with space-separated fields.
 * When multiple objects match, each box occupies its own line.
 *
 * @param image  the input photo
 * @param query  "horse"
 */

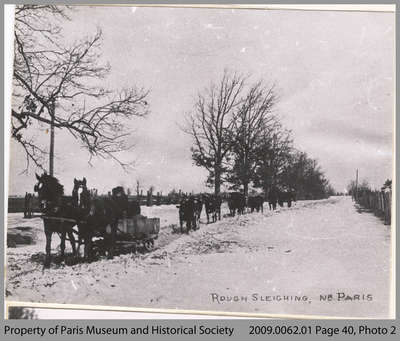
xmin=34 ymin=173 xmax=78 ymax=268
xmin=72 ymin=179 xmax=122 ymax=261
xmin=71 ymin=177 xmax=92 ymax=258
xmin=72 ymin=177 xmax=91 ymax=211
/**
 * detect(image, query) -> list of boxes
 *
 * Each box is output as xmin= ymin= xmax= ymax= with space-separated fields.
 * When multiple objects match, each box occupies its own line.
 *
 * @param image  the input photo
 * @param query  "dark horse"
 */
xmin=34 ymin=173 xmax=78 ymax=268
xmin=71 ymin=177 xmax=91 ymax=258
xmin=72 ymin=179 xmax=122 ymax=261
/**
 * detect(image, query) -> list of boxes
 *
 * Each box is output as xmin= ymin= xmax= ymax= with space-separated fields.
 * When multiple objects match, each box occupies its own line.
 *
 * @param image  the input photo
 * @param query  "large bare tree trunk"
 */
xmin=243 ymin=182 xmax=249 ymax=198
xmin=214 ymin=166 xmax=221 ymax=196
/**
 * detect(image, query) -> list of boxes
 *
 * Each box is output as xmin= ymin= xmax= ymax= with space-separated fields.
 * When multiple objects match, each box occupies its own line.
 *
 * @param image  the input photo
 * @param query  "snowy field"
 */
xmin=5 ymin=196 xmax=393 ymax=318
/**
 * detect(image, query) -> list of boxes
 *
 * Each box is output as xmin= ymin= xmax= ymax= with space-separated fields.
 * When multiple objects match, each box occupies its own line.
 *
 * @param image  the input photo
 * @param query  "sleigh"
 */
xmin=105 ymin=214 xmax=160 ymax=252
xmin=41 ymin=213 xmax=160 ymax=256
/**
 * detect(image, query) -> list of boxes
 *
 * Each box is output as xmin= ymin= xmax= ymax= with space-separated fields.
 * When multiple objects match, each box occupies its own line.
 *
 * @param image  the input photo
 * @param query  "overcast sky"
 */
xmin=8 ymin=6 xmax=394 ymax=195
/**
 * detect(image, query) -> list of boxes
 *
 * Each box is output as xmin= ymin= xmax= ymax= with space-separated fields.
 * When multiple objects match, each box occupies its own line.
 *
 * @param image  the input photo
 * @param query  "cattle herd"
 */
xmin=176 ymin=187 xmax=296 ymax=234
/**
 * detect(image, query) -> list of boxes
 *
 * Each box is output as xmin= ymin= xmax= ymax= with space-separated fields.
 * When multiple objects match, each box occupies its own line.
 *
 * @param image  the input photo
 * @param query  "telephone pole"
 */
xmin=355 ymin=169 xmax=359 ymax=202
xmin=49 ymin=99 xmax=55 ymax=176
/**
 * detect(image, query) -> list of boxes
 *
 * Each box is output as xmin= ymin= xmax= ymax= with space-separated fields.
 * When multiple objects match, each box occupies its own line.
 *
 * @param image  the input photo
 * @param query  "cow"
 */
xmin=248 ymin=195 xmax=264 ymax=213
xmin=194 ymin=196 xmax=203 ymax=227
xmin=177 ymin=196 xmax=196 ymax=233
xmin=228 ymin=192 xmax=246 ymax=216
xmin=277 ymin=187 xmax=296 ymax=208
xmin=204 ymin=194 xmax=222 ymax=223
xmin=268 ymin=186 xmax=279 ymax=210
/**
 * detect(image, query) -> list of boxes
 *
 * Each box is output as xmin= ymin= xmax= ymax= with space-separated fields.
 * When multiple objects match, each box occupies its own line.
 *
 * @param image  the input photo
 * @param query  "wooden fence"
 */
xmin=355 ymin=190 xmax=392 ymax=225
xmin=8 ymin=196 xmax=41 ymax=214
xmin=7 ymin=193 xmax=184 ymax=214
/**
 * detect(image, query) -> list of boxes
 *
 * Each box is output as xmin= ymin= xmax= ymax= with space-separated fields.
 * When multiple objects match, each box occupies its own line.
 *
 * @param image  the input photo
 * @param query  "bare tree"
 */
xmin=227 ymin=81 xmax=277 ymax=196
xmin=184 ymin=70 xmax=245 ymax=195
xmin=11 ymin=5 xmax=149 ymax=173
xmin=253 ymin=122 xmax=293 ymax=193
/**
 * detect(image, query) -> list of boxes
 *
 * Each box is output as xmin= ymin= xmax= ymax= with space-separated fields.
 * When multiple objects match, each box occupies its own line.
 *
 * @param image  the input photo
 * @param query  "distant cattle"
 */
xmin=277 ymin=188 xmax=296 ymax=208
xmin=204 ymin=194 xmax=222 ymax=223
xmin=248 ymin=195 xmax=264 ymax=213
xmin=228 ymin=192 xmax=246 ymax=216
xmin=268 ymin=186 xmax=279 ymax=210
xmin=177 ymin=196 xmax=197 ymax=233
xmin=267 ymin=186 xmax=296 ymax=210
xmin=194 ymin=196 xmax=203 ymax=226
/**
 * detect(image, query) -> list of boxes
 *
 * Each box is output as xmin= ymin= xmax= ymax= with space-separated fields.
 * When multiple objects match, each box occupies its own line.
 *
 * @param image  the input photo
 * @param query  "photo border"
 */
xmin=1 ymin=0 xmax=397 ymax=329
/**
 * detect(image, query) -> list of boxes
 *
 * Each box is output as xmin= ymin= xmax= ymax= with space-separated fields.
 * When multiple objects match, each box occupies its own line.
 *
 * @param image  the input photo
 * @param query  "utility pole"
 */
xmin=49 ymin=99 xmax=55 ymax=176
xmin=355 ymin=169 xmax=359 ymax=202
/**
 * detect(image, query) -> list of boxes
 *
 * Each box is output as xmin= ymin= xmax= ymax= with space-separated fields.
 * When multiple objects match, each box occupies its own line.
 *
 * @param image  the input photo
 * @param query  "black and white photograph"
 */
xmin=5 ymin=4 xmax=395 ymax=319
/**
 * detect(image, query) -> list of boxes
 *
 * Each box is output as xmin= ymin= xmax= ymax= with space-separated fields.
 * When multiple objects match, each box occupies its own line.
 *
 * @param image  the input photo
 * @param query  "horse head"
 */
xmin=34 ymin=172 xmax=64 ymax=211
xmin=72 ymin=177 xmax=90 ymax=209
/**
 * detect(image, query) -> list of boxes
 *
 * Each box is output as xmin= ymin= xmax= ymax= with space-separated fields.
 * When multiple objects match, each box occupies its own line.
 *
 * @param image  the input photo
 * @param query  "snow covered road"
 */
xmin=6 ymin=196 xmax=393 ymax=318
